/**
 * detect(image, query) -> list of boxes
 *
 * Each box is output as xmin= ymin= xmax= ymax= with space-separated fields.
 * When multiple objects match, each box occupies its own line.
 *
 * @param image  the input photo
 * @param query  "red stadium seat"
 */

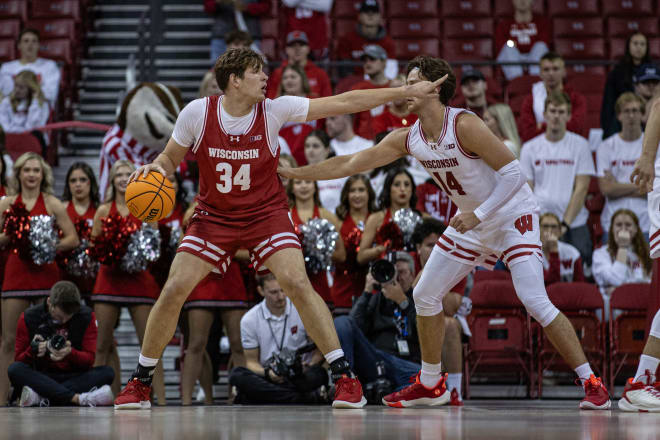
xmin=609 ymin=283 xmax=650 ymax=389
xmin=585 ymin=94 xmax=604 ymax=117
xmin=537 ymin=283 xmax=605 ymax=397
xmin=506 ymin=74 xmax=540 ymax=100
xmin=611 ymin=37 xmax=660 ymax=59
xmin=389 ymin=18 xmax=440 ymax=39
xmin=553 ymin=18 xmax=603 ymax=38
xmin=26 ymin=19 xmax=77 ymax=40
xmin=259 ymin=18 xmax=278 ymax=39
xmin=443 ymin=18 xmax=494 ymax=39
xmin=464 ymin=280 xmax=534 ymax=398
xmin=554 ymin=38 xmax=606 ymax=59
xmin=260 ymin=38 xmax=278 ymax=60
xmin=38 ymin=39 xmax=73 ymax=64
xmin=0 ymin=0 xmax=27 ymax=21
xmin=494 ymin=0 xmax=544 ymax=17
xmin=442 ymin=0 xmax=490 ymax=17
xmin=334 ymin=74 xmax=363 ymax=94
xmin=334 ymin=18 xmax=355 ymax=38
xmin=386 ymin=0 xmax=437 ymax=18
xmin=607 ymin=17 xmax=659 ymax=38
xmin=0 ymin=18 xmax=20 ymax=39
xmin=548 ymin=0 xmax=599 ymax=17
xmin=31 ymin=0 xmax=80 ymax=21
xmin=332 ymin=0 xmax=383 ymax=18
xmin=567 ymin=73 xmax=606 ymax=95
xmin=442 ymin=39 xmax=492 ymax=61
xmin=565 ymin=64 xmax=607 ymax=78
xmin=0 ymin=39 xmax=16 ymax=62
xmin=602 ymin=0 xmax=653 ymax=16
xmin=394 ymin=39 xmax=439 ymax=59
xmin=5 ymin=133 xmax=44 ymax=160
xmin=509 ymin=95 xmax=526 ymax=117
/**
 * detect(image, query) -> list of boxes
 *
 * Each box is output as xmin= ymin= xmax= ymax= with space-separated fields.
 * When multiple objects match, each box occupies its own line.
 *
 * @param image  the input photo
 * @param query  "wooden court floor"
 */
xmin=1 ymin=400 xmax=659 ymax=439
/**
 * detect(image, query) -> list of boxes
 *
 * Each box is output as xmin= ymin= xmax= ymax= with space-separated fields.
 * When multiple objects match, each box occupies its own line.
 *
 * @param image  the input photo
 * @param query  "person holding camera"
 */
xmin=8 ymin=281 xmax=115 ymax=406
xmin=333 ymin=251 xmax=421 ymax=403
xmin=229 ymin=274 xmax=328 ymax=404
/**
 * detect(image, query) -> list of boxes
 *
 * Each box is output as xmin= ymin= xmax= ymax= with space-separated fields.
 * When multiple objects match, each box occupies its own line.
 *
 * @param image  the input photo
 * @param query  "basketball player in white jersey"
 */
xmin=623 ymin=97 xmax=660 ymax=411
xmin=279 ymin=55 xmax=611 ymax=409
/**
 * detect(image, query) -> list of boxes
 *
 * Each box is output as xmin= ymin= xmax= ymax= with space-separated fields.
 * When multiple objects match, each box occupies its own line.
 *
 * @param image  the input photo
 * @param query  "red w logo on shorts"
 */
xmin=514 ymin=215 xmax=533 ymax=235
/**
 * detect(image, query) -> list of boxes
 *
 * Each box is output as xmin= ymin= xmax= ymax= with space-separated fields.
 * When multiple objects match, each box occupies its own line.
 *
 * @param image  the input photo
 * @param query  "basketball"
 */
xmin=125 ymin=171 xmax=175 ymax=222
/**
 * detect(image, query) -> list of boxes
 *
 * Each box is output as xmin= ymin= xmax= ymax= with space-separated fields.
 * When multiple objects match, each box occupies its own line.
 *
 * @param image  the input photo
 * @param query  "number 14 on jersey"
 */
xmin=432 ymin=171 xmax=465 ymax=196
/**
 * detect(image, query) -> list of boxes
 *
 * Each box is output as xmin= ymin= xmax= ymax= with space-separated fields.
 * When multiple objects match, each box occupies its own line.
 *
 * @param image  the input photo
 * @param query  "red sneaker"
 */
xmin=579 ymin=375 xmax=611 ymax=410
xmin=382 ymin=373 xmax=450 ymax=408
xmin=449 ymin=388 xmax=464 ymax=407
xmin=114 ymin=378 xmax=152 ymax=410
xmin=332 ymin=375 xmax=367 ymax=409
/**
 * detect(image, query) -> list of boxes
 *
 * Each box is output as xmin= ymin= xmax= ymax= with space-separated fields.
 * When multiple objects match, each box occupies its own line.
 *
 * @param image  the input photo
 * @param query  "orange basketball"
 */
xmin=125 ymin=171 xmax=175 ymax=222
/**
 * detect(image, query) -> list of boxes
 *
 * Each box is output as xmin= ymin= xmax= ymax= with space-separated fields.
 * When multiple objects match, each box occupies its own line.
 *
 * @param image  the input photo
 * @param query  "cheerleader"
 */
xmin=179 ymin=202 xmax=249 ymax=405
xmin=357 ymin=167 xmax=418 ymax=265
xmin=61 ymin=162 xmax=100 ymax=297
xmin=332 ymin=175 xmax=377 ymax=314
xmin=90 ymin=160 xmax=166 ymax=405
xmin=0 ymin=152 xmax=79 ymax=405
xmin=287 ymin=178 xmax=345 ymax=307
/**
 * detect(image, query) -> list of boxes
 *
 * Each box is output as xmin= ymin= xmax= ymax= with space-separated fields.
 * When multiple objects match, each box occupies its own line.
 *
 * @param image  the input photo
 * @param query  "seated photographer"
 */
xmin=334 ymin=251 xmax=421 ymax=402
xmin=229 ymin=274 xmax=328 ymax=404
xmin=8 ymin=281 xmax=114 ymax=407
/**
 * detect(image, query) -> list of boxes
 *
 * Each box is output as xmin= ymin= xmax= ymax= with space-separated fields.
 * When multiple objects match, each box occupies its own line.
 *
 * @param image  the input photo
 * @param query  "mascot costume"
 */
xmin=99 ymin=83 xmax=184 ymax=199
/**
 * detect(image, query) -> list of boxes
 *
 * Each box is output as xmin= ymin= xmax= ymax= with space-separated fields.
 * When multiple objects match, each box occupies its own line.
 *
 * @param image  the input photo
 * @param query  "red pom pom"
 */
xmin=374 ymin=220 xmax=404 ymax=253
xmin=89 ymin=213 xmax=139 ymax=266
xmin=3 ymin=200 xmax=31 ymax=260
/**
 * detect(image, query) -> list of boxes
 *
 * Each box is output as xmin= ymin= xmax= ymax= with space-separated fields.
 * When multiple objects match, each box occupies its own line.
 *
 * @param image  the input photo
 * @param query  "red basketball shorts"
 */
xmin=177 ymin=208 xmax=301 ymax=274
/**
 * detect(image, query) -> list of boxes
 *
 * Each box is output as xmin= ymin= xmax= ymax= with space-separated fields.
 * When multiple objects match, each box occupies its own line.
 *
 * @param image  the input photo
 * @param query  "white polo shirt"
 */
xmin=596 ymin=133 xmax=648 ymax=234
xmin=520 ymin=131 xmax=595 ymax=227
xmin=330 ymin=135 xmax=373 ymax=156
xmin=240 ymin=298 xmax=309 ymax=366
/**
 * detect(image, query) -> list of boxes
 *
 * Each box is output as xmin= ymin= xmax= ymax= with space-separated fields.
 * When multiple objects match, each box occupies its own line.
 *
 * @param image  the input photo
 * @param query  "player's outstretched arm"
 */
xmin=631 ymin=97 xmax=660 ymax=192
xmin=305 ymin=75 xmax=447 ymax=122
xmin=129 ymin=138 xmax=189 ymax=183
xmin=278 ymin=128 xmax=409 ymax=181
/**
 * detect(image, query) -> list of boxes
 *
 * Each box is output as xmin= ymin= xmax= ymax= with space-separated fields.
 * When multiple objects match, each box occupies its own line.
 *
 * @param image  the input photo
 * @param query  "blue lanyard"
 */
xmin=393 ymin=307 xmax=408 ymax=338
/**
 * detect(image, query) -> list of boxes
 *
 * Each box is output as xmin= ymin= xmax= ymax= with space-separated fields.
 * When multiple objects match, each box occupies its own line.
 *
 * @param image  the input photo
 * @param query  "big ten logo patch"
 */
xmin=514 ymin=214 xmax=533 ymax=235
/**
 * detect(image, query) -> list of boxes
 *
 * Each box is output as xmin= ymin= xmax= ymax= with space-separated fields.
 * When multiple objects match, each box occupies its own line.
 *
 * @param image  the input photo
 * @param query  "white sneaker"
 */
xmin=195 ymin=384 xmax=206 ymax=403
xmin=79 ymin=385 xmax=114 ymax=407
xmin=19 ymin=386 xmax=45 ymax=407
xmin=618 ymin=377 xmax=660 ymax=412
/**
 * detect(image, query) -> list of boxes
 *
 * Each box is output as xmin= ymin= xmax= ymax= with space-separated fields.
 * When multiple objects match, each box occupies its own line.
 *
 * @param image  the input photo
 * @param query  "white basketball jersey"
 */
xmin=406 ymin=107 xmax=537 ymax=218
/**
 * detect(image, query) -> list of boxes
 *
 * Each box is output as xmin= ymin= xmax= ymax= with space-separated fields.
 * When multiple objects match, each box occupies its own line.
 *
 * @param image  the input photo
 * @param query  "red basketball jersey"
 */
xmin=192 ymin=95 xmax=288 ymax=221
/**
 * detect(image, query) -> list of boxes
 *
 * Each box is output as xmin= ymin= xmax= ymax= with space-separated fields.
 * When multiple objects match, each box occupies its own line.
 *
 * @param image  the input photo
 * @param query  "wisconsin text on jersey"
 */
xmin=208 ymin=148 xmax=260 ymax=160
xmin=419 ymin=158 xmax=459 ymax=169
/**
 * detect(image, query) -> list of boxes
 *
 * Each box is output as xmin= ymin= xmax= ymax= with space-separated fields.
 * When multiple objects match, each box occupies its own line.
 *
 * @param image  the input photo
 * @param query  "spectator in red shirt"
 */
xmin=267 ymin=31 xmax=332 ymax=99
xmin=495 ymin=0 xmax=551 ymax=80
xmin=540 ymin=213 xmax=585 ymax=285
xmin=281 ymin=0 xmax=333 ymax=60
xmin=335 ymin=0 xmax=396 ymax=77
xmin=416 ymin=180 xmax=457 ymax=225
xmin=519 ymin=52 xmax=587 ymax=142
xmin=372 ymin=74 xmax=418 ymax=135
xmin=8 ymin=282 xmax=115 ymax=407
xmin=450 ymin=69 xmax=496 ymax=118
xmin=350 ymin=45 xmax=391 ymax=140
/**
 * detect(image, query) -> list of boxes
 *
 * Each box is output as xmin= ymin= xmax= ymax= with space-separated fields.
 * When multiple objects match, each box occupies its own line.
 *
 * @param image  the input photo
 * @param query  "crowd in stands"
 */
xmin=0 ymin=0 xmax=657 ymax=406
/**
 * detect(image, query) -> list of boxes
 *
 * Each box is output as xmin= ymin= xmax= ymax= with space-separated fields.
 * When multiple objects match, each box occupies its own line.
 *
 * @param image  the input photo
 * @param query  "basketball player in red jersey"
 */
xmin=280 ymin=56 xmax=611 ymax=410
xmin=114 ymin=48 xmax=444 ymax=409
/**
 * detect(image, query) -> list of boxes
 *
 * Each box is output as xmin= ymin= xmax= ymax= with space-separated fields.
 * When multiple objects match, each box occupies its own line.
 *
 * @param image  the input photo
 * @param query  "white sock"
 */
xmin=446 ymin=373 xmax=462 ymax=399
xmin=138 ymin=353 xmax=159 ymax=367
xmin=634 ymin=354 xmax=660 ymax=384
xmin=420 ymin=361 xmax=442 ymax=388
xmin=574 ymin=362 xmax=594 ymax=385
xmin=324 ymin=349 xmax=344 ymax=364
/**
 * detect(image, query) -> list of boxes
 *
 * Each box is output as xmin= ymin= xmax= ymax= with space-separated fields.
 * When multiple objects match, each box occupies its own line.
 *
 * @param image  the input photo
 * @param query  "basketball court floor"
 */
xmin=2 ymin=400 xmax=658 ymax=439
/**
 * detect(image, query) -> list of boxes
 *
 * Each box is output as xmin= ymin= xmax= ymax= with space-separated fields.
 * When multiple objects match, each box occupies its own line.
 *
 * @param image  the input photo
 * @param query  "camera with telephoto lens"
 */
xmin=363 ymin=361 xmax=392 ymax=404
xmin=266 ymin=343 xmax=316 ymax=381
xmin=370 ymin=252 xmax=398 ymax=291
xmin=30 ymin=322 xmax=67 ymax=355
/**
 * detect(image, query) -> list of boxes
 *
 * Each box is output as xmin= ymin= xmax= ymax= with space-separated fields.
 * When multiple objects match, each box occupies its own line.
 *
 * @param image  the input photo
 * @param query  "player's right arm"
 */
xmin=631 ymin=97 xmax=660 ymax=191
xmin=278 ymin=128 xmax=408 ymax=181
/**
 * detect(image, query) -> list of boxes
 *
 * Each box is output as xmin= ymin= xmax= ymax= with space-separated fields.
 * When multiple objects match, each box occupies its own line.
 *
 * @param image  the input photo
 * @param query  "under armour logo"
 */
xmin=229 ymin=135 xmax=240 ymax=142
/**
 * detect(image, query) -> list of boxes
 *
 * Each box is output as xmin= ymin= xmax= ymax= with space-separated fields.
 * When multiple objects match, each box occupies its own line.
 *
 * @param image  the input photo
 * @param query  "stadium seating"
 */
xmin=334 ymin=19 xmax=355 ymax=39
xmin=390 ymin=18 xmax=440 ymax=39
xmin=494 ymin=0 xmax=544 ymax=17
xmin=260 ymin=38 xmax=278 ymax=61
xmin=442 ymin=39 xmax=493 ymax=62
xmin=606 ymin=17 xmax=659 ymax=38
xmin=385 ymin=0 xmax=437 ymax=18
xmin=0 ymin=39 xmax=16 ymax=62
xmin=547 ymin=0 xmax=600 ymax=17
xmin=552 ymin=17 xmax=603 ymax=38
xmin=442 ymin=18 xmax=494 ymax=39
xmin=394 ymin=39 xmax=440 ymax=59
xmin=610 ymin=37 xmax=660 ymax=59
xmin=0 ymin=18 xmax=21 ymax=39
xmin=609 ymin=283 xmax=651 ymax=389
xmin=554 ymin=38 xmax=606 ymax=59
xmin=4 ymin=132 xmax=46 ymax=160
xmin=332 ymin=0 xmax=379 ymax=18
xmin=442 ymin=0 xmax=491 ymax=18
xmin=260 ymin=18 xmax=279 ymax=39
xmin=602 ymin=0 xmax=654 ymax=17
xmin=0 ymin=0 xmax=28 ymax=21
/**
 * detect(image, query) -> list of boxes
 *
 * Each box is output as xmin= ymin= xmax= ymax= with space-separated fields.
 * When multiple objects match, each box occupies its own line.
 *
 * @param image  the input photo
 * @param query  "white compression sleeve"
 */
xmin=473 ymin=160 xmax=526 ymax=221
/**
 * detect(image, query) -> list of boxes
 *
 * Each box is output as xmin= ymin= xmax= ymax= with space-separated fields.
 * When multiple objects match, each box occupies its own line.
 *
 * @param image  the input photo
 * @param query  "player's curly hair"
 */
xmin=607 ymin=209 xmax=652 ymax=276
xmin=214 ymin=48 xmax=264 ymax=91
xmin=406 ymin=56 xmax=456 ymax=105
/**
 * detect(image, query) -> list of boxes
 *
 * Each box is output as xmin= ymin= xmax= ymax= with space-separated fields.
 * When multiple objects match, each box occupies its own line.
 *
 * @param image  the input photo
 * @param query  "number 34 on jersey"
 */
xmin=216 ymin=162 xmax=251 ymax=193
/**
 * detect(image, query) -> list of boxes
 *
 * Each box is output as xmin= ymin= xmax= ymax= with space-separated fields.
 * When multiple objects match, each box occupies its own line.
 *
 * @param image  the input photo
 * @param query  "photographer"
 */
xmin=333 ymin=251 xmax=421 ymax=402
xmin=229 ymin=274 xmax=328 ymax=404
xmin=8 ymin=281 xmax=114 ymax=407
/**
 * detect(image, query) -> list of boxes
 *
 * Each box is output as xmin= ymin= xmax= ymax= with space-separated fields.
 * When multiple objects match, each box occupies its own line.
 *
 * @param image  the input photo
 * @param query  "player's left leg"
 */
xmin=618 ymin=309 xmax=660 ymax=412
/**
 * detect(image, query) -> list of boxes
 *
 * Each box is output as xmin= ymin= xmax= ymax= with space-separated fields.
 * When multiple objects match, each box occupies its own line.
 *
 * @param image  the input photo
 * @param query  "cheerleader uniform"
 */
xmin=2 ymin=193 xmax=61 ymax=299
xmin=152 ymin=204 xmax=186 ymax=287
xmin=0 ymin=185 xmax=9 ymax=289
xmin=331 ymin=214 xmax=369 ymax=313
xmin=291 ymin=205 xmax=333 ymax=306
xmin=92 ymin=201 xmax=160 ymax=305
xmin=63 ymin=201 xmax=97 ymax=297
xmin=183 ymin=261 xmax=249 ymax=310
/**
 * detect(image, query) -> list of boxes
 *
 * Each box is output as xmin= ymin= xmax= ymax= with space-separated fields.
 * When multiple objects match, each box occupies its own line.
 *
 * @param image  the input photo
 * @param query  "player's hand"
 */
xmin=129 ymin=163 xmax=167 ymax=183
xmin=405 ymin=75 xmax=448 ymax=100
xmin=449 ymin=212 xmax=481 ymax=234
xmin=630 ymin=157 xmax=655 ymax=193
